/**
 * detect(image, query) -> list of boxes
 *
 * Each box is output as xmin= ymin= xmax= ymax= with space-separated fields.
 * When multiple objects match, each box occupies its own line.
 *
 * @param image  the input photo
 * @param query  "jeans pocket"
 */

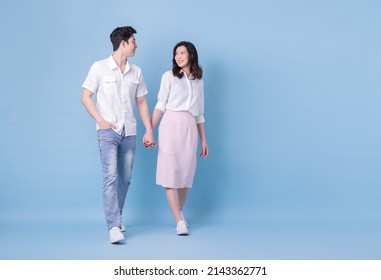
xmin=97 ymin=128 xmax=116 ymax=143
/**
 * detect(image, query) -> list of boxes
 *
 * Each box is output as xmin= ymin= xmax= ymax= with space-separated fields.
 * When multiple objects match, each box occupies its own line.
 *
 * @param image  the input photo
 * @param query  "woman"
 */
xmin=151 ymin=41 xmax=208 ymax=235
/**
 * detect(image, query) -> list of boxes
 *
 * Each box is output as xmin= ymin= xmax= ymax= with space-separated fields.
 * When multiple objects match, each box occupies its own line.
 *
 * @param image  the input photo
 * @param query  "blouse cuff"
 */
xmin=155 ymin=101 xmax=166 ymax=113
xmin=195 ymin=115 xmax=205 ymax=124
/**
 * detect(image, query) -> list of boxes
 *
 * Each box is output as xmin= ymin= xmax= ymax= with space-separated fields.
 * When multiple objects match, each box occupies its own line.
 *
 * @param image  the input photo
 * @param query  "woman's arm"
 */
xmin=151 ymin=108 xmax=163 ymax=130
xmin=197 ymin=122 xmax=208 ymax=158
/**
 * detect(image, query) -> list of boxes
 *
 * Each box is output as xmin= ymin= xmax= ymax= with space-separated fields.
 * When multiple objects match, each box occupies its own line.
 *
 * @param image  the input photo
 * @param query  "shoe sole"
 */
xmin=176 ymin=231 xmax=189 ymax=235
xmin=110 ymin=237 xmax=125 ymax=244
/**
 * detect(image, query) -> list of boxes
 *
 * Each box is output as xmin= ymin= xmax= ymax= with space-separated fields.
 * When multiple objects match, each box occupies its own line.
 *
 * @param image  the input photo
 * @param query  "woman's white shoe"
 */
xmin=176 ymin=220 xmax=189 ymax=235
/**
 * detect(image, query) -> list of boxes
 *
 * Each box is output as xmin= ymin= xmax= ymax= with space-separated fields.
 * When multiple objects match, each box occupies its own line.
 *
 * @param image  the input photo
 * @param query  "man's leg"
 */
xmin=117 ymin=135 xmax=136 ymax=218
xmin=98 ymin=129 xmax=122 ymax=230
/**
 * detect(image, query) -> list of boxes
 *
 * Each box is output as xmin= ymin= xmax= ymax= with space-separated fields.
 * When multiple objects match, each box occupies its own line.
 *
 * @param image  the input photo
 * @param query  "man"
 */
xmin=81 ymin=26 xmax=155 ymax=244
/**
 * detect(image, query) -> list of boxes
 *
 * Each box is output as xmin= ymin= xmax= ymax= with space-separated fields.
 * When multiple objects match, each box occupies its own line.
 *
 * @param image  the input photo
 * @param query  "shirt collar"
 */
xmin=107 ymin=55 xmax=118 ymax=70
xmin=180 ymin=69 xmax=194 ymax=80
xmin=107 ymin=55 xmax=130 ymax=74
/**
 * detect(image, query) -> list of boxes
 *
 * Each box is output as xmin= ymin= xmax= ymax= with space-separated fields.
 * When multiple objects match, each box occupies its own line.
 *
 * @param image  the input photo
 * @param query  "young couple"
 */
xmin=81 ymin=26 xmax=208 ymax=244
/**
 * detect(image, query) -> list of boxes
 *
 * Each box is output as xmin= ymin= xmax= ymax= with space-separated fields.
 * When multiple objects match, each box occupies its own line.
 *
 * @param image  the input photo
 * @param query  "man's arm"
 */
xmin=136 ymin=95 xmax=155 ymax=147
xmin=81 ymin=88 xmax=116 ymax=129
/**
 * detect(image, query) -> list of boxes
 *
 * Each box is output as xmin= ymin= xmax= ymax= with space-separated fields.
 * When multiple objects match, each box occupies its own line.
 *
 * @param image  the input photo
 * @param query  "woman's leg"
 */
xmin=178 ymin=188 xmax=190 ymax=212
xmin=166 ymin=187 xmax=189 ymax=235
xmin=165 ymin=188 xmax=182 ymax=223
xmin=178 ymin=188 xmax=190 ymax=226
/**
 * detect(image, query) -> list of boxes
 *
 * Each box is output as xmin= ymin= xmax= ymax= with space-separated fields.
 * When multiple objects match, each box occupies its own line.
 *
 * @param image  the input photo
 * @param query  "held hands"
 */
xmin=143 ymin=130 xmax=156 ymax=148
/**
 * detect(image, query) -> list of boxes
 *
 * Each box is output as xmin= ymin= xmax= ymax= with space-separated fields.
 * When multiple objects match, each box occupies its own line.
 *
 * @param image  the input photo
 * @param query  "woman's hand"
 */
xmin=200 ymin=141 xmax=209 ymax=158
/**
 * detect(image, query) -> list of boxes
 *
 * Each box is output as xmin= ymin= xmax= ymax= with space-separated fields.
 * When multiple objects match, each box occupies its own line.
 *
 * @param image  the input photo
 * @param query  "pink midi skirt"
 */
xmin=156 ymin=110 xmax=198 ymax=188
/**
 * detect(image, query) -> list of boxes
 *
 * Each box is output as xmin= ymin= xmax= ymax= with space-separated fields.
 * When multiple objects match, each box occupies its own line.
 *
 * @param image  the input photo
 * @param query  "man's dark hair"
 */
xmin=110 ymin=26 xmax=137 ymax=51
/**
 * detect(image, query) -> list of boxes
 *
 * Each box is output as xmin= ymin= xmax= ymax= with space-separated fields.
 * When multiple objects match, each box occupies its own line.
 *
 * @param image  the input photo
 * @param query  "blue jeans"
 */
xmin=97 ymin=129 xmax=136 ymax=230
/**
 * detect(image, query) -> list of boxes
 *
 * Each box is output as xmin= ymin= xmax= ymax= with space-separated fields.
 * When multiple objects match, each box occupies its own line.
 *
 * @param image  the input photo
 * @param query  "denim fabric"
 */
xmin=97 ymin=129 xmax=136 ymax=229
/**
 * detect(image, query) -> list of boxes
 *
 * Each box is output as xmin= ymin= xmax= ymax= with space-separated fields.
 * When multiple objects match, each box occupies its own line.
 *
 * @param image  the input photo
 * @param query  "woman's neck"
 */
xmin=182 ymin=66 xmax=191 ymax=76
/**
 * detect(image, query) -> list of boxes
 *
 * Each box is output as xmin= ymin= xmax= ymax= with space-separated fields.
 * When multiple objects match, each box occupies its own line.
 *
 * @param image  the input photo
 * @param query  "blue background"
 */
xmin=1 ymin=0 xmax=380 ymax=259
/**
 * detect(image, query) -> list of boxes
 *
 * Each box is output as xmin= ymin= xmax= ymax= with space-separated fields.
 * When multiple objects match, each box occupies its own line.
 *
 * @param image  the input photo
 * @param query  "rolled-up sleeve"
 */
xmin=195 ymin=115 xmax=205 ymax=124
xmin=155 ymin=72 xmax=171 ymax=112
xmin=195 ymin=84 xmax=205 ymax=124
xmin=82 ymin=63 xmax=99 ymax=94
xmin=135 ymin=68 xmax=148 ymax=97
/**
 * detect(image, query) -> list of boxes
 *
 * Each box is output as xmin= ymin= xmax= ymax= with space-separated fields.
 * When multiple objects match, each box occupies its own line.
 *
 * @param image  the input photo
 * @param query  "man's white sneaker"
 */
xmin=120 ymin=224 xmax=126 ymax=232
xmin=120 ymin=216 xmax=126 ymax=232
xmin=109 ymin=227 xmax=124 ymax=243
xmin=176 ymin=220 xmax=189 ymax=235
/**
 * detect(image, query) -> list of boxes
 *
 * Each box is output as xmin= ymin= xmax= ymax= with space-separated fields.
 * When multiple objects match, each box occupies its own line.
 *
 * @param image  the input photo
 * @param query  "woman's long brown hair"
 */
xmin=172 ymin=41 xmax=203 ymax=80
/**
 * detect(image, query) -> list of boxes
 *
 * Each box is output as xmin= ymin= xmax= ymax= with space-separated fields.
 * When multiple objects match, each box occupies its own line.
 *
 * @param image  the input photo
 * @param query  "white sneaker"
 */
xmin=180 ymin=211 xmax=188 ymax=228
xmin=109 ymin=227 xmax=124 ymax=243
xmin=120 ymin=216 xmax=127 ymax=232
xmin=176 ymin=220 xmax=189 ymax=235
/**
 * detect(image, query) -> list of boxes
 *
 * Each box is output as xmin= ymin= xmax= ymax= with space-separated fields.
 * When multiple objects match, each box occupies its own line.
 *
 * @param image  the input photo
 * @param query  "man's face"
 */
xmin=123 ymin=35 xmax=137 ymax=57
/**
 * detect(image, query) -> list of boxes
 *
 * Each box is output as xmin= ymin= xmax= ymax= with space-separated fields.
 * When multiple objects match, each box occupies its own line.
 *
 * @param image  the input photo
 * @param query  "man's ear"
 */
xmin=117 ymin=40 xmax=125 ymax=50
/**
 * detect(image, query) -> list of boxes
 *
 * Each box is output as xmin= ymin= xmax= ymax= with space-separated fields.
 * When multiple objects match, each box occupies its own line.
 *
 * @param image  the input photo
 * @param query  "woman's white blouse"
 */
xmin=155 ymin=70 xmax=205 ymax=124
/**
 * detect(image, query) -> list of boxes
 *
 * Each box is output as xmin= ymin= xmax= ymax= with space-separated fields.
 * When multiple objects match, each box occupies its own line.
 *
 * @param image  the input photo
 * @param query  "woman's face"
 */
xmin=175 ymin=45 xmax=189 ymax=68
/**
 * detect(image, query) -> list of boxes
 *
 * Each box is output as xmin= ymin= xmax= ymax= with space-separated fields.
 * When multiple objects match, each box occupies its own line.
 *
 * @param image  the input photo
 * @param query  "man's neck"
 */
xmin=112 ymin=52 xmax=128 ymax=73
